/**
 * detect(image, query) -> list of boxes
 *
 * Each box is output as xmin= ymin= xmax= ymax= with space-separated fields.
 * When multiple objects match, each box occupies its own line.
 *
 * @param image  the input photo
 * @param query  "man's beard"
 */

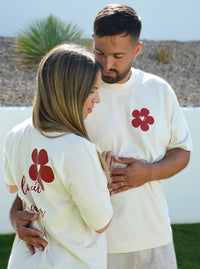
xmin=101 ymin=64 xmax=132 ymax=84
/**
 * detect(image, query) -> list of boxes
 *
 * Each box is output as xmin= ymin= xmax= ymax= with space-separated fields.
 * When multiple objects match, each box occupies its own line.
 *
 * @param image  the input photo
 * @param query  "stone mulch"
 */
xmin=0 ymin=37 xmax=200 ymax=107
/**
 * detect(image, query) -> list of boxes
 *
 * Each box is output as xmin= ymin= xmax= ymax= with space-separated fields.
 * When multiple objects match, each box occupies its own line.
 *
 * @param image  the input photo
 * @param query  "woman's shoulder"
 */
xmin=53 ymin=134 xmax=98 ymax=171
xmin=57 ymin=134 xmax=96 ymax=154
xmin=5 ymin=118 xmax=32 ymax=144
xmin=67 ymin=134 xmax=96 ymax=152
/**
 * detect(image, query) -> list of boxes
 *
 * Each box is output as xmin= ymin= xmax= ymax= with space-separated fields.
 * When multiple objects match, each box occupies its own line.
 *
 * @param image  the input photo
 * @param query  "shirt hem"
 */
xmin=107 ymin=237 xmax=172 ymax=254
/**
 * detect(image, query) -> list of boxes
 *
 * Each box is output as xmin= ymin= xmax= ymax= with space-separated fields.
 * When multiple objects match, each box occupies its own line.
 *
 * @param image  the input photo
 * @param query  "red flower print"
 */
xmin=131 ymin=108 xmax=154 ymax=131
xmin=29 ymin=149 xmax=54 ymax=191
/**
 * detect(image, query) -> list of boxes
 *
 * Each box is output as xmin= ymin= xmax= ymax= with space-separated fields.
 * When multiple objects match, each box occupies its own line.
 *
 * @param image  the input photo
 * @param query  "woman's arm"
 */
xmin=6 ymin=184 xmax=18 ymax=193
xmin=95 ymin=219 xmax=112 ymax=233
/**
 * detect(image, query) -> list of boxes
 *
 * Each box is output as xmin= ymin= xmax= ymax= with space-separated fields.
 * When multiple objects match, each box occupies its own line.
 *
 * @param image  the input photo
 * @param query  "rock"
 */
xmin=0 ymin=37 xmax=200 ymax=107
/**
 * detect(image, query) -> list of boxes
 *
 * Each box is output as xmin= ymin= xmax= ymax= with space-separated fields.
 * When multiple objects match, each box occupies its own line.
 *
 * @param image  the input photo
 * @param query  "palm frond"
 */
xmin=13 ymin=14 xmax=84 ymax=69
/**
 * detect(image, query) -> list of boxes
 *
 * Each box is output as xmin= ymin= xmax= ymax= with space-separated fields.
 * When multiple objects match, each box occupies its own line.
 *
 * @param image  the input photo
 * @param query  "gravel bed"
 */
xmin=0 ymin=37 xmax=200 ymax=107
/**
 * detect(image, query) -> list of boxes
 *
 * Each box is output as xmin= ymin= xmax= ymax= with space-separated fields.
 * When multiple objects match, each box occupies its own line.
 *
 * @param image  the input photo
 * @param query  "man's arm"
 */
xmin=10 ymin=195 xmax=47 ymax=255
xmin=108 ymin=148 xmax=190 ymax=194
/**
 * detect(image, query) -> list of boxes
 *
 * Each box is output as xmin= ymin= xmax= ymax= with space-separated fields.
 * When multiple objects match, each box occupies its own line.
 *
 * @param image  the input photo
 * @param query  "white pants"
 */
xmin=108 ymin=242 xmax=177 ymax=269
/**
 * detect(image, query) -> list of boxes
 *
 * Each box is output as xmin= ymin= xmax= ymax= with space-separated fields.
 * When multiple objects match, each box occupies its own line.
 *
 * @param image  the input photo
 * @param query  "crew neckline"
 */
xmin=100 ymin=68 xmax=138 ymax=91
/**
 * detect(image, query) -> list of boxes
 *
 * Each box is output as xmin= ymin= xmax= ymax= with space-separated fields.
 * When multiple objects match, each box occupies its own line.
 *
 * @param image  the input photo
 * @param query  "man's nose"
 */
xmin=102 ymin=56 xmax=112 ymax=70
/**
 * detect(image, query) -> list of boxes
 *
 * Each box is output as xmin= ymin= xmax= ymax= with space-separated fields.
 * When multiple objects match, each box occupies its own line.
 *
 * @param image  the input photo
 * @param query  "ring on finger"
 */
xmin=121 ymin=181 xmax=124 ymax=187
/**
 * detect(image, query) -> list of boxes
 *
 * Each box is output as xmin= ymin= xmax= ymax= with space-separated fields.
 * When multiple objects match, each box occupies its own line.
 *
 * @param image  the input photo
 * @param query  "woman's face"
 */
xmin=83 ymin=71 xmax=101 ymax=119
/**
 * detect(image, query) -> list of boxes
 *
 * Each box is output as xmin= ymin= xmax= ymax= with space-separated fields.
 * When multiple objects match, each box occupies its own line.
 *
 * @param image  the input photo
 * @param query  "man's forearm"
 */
xmin=108 ymin=147 xmax=190 ymax=193
xmin=9 ymin=194 xmax=47 ymax=255
xmin=10 ymin=195 xmax=23 ymax=231
xmin=151 ymin=148 xmax=190 ymax=181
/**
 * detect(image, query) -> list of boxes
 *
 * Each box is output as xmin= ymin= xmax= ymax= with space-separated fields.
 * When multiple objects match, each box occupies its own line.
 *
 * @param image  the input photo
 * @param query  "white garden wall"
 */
xmin=0 ymin=0 xmax=200 ymax=40
xmin=0 ymin=107 xmax=199 ymax=234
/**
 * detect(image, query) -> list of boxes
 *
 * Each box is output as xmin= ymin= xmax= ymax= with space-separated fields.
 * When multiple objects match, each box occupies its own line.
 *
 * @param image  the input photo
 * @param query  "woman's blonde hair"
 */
xmin=33 ymin=44 xmax=98 ymax=137
xmin=33 ymin=44 xmax=111 ymax=183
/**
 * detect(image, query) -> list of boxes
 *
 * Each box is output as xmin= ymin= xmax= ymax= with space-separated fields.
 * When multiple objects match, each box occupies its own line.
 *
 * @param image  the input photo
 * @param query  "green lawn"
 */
xmin=172 ymin=224 xmax=200 ymax=269
xmin=0 ymin=224 xmax=199 ymax=268
xmin=0 ymin=233 xmax=15 ymax=268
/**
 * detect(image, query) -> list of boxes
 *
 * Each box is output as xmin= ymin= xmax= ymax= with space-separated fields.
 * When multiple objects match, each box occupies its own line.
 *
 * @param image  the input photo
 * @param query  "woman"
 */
xmin=4 ymin=44 xmax=113 ymax=269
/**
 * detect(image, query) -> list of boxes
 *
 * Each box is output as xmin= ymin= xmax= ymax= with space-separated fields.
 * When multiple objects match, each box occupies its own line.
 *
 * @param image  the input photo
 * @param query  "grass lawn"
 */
xmin=0 ymin=223 xmax=199 ymax=268
xmin=0 ymin=233 xmax=15 ymax=268
xmin=173 ymin=223 xmax=200 ymax=269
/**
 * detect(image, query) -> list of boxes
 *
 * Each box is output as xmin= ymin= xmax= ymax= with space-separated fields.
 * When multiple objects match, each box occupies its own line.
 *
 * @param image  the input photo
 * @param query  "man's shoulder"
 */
xmin=131 ymin=68 xmax=178 ymax=104
xmin=133 ymin=68 xmax=168 ymax=86
xmin=133 ymin=68 xmax=174 ymax=94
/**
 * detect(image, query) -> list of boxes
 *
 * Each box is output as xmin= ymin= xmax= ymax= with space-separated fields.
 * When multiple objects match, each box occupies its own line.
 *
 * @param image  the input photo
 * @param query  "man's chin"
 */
xmin=102 ymin=75 xmax=118 ymax=84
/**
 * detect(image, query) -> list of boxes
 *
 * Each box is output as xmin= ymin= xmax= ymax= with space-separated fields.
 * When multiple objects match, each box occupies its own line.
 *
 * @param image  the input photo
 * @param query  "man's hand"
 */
xmin=10 ymin=196 xmax=47 ymax=255
xmin=14 ymin=211 xmax=47 ymax=255
xmin=108 ymin=156 xmax=152 ymax=194
xmin=107 ymin=148 xmax=190 ymax=195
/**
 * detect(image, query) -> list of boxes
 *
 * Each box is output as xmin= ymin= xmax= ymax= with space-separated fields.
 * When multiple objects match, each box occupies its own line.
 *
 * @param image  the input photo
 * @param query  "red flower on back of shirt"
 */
xmin=29 ymin=148 xmax=54 ymax=191
xmin=131 ymin=108 xmax=154 ymax=131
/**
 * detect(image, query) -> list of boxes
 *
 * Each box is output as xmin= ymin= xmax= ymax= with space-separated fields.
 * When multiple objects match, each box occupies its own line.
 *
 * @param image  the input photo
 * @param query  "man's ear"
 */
xmin=134 ymin=41 xmax=142 ymax=58
xmin=92 ymin=33 xmax=95 ymax=49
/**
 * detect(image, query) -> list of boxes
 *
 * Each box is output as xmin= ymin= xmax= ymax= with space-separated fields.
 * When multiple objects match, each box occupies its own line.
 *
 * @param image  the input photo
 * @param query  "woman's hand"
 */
xmin=102 ymin=151 xmax=116 ymax=170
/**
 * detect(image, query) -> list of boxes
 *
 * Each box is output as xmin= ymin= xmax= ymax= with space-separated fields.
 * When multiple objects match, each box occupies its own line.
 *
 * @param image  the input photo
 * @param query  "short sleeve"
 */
xmin=167 ymin=85 xmax=192 ymax=151
xmin=4 ymin=154 xmax=16 ymax=186
xmin=4 ymin=133 xmax=17 ymax=187
xmin=62 ymin=138 xmax=113 ymax=231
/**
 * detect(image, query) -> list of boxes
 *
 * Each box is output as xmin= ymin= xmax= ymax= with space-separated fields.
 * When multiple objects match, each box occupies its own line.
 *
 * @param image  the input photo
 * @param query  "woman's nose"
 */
xmin=93 ymin=92 xmax=100 ymax=103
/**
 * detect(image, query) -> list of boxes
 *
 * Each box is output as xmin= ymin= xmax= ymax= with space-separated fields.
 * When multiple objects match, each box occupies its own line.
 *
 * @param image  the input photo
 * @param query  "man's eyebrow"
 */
xmin=94 ymin=47 xmax=125 ymax=55
xmin=94 ymin=47 xmax=103 ymax=53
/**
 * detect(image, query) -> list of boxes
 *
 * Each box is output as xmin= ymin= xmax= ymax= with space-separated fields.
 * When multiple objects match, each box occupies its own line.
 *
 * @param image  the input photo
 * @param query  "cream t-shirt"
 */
xmin=85 ymin=67 xmax=192 ymax=253
xmin=4 ymin=119 xmax=113 ymax=269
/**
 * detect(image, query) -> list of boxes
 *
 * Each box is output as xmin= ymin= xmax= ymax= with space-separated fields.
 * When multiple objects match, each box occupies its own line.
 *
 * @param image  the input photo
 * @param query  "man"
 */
xmin=9 ymin=4 xmax=192 ymax=269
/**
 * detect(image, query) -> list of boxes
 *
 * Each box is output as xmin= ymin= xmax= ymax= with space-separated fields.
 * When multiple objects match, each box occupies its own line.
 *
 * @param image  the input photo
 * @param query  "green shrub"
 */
xmin=78 ymin=38 xmax=93 ymax=52
xmin=154 ymin=46 xmax=171 ymax=64
xmin=13 ymin=14 xmax=84 ymax=68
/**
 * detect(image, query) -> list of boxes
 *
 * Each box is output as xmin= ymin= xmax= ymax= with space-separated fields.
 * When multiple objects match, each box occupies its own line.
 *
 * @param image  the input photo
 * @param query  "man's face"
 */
xmin=93 ymin=33 xmax=142 ymax=84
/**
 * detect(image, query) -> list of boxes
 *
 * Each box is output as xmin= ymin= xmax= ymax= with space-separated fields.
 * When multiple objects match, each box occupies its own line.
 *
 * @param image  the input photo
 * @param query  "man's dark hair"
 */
xmin=94 ymin=3 xmax=142 ymax=40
